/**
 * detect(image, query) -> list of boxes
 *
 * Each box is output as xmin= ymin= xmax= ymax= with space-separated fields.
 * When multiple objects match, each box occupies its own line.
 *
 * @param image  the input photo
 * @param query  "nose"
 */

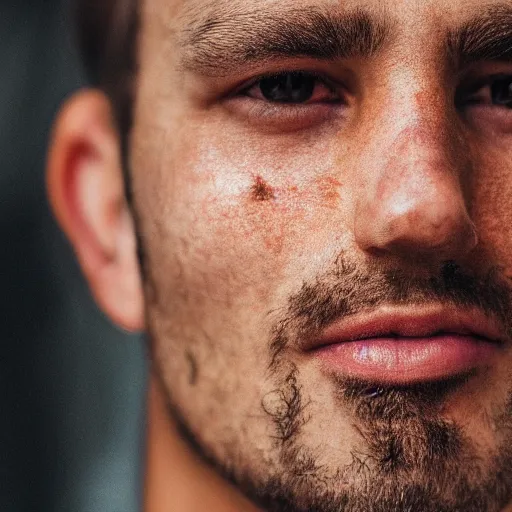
xmin=353 ymin=120 xmax=478 ymax=262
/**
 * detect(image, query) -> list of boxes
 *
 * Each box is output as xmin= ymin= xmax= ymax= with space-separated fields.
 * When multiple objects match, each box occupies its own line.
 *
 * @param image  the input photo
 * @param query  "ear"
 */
xmin=47 ymin=89 xmax=144 ymax=332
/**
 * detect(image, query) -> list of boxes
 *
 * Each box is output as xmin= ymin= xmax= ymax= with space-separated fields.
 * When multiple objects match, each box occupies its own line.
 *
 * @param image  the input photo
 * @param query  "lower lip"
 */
xmin=315 ymin=335 xmax=497 ymax=384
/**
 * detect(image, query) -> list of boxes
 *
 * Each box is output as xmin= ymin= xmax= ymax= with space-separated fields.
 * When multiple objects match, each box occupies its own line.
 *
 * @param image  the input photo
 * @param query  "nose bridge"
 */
xmin=379 ymin=119 xmax=458 ymax=206
xmin=353 ymin=72 xmax=477 ymax=260
xmin=381 ymin=63 xmax=458 ymax=163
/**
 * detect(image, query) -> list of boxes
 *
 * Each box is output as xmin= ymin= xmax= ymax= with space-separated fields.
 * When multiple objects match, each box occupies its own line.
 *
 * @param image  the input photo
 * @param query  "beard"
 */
xmin=242 ymin=370 xmax=512 ymax=512
xmin=147 ymin=256 xmax=512 ymax=512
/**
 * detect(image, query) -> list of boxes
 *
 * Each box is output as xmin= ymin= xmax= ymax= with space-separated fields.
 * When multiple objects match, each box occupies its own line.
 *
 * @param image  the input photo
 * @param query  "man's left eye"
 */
xmin=490 ymin=77 xmax=512 ymax=108
xmin=243 ymin=72 xmax=338 ymax=104
xmin=465 ymin=75 xmax=512 ymax=108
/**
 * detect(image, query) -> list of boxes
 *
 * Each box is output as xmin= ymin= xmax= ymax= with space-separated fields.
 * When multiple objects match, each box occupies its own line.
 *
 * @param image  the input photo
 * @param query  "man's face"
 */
xmin=130 ymin=0 xmax=512 ymax=510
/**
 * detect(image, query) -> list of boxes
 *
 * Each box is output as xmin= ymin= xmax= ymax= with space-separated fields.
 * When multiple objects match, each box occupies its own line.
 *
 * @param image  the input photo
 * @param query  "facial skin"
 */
xmin=48 ymin=0 xmax=512 ymax=510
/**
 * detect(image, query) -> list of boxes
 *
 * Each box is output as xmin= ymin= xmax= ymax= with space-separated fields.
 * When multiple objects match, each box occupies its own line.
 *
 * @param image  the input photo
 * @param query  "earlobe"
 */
xmin=47 ymin=89 xmax=145 ymax=332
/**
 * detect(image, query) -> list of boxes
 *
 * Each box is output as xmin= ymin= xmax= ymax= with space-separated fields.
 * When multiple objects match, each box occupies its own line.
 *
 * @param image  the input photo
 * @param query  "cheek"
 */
xmin=191 ymin=140 xmax=341 ymax=238
xmin=203 ymin=176 xmax=344 ymax=257
xmin=132 ymin=126 xmax=351 ymax=310
xmin=187 ymin=177 xmax=327 ymax=304
xmin=471 ymin=150 xmax=512 ymax=276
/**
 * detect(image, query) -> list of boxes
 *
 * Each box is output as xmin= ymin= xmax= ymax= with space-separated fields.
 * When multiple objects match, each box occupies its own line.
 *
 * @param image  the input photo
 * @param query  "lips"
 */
xmin=305 ymin=305 xmax=506 ymax=385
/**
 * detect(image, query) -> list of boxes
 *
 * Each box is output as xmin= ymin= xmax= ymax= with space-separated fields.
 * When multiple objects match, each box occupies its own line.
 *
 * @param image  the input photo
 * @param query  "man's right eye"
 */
xmin=243 ymin=71 xmax=339 ymax=105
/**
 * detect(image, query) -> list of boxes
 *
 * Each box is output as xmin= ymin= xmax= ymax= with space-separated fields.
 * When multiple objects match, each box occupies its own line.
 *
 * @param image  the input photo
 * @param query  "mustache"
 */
xmin=270 ymin=258 xmax=512 ymax=363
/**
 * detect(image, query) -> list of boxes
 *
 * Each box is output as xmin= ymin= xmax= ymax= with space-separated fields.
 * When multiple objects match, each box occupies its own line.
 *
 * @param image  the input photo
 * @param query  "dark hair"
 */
xmin=76 ymin=0 xmax=139 ymax=138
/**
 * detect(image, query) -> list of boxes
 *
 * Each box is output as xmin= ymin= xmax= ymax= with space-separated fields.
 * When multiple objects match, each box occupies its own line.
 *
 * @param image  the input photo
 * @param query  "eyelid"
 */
xmin=460 ymin=70 xmax=512 ymax=93
xmin=231 ymin=70 xmax=343 ymax=99
xmin=457 ymin=73 xmax=512 ymax=106
xmin=224 ymin=97 xmax=344 ymax=132
xmin=222 ymin=71 xmax=349 ymax=131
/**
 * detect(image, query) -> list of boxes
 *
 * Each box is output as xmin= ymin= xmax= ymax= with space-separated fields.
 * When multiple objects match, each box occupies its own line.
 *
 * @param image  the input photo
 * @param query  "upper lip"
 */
xmin=303 ymin=304 xmax=506 ymax=351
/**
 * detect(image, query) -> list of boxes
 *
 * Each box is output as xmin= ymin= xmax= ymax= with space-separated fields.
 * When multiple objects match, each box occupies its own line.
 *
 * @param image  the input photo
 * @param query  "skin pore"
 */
xmin=48 ymin=0 xmax=512 ymax=511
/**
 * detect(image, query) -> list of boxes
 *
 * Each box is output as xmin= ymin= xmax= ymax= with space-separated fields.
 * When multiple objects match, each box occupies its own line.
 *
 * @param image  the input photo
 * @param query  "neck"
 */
xmin=144 ymin=374 xmax=261 ymax=512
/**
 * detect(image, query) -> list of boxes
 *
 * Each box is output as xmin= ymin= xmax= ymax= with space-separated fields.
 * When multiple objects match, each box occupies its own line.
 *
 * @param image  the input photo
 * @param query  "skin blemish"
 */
xmin=251 ymin=175 xmax=275 ymax=202
xmin=263 ymin=224 xmax=285 ymax=255
xmin=185 ymin=350 xmax=198 ymax=386
xmin=316 ymin=176 xmax=342 ymax=206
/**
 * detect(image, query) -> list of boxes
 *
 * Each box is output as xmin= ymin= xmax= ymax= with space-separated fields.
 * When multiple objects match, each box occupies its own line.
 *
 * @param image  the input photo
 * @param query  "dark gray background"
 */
xmin=1 ymin=1 xmax=146 ymax=510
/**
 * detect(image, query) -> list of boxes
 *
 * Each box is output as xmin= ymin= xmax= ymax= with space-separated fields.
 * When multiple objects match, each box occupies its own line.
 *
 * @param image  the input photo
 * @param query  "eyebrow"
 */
xmin=448 ymin=4 xmax=512 ymax=67
xmin=179 ymin=6 xmax=392 ymax=76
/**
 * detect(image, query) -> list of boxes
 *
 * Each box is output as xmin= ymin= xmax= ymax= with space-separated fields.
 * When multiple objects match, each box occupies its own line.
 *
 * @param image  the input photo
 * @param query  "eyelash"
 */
xmin=241 ymin=72 xmax=341 ymax=101
xmin=228 ymin=71 xmax=348 ymax=128
xmin=460 ymin=74 xmax=512 ymax=106
xmin=238 ymin=72 xmax=512 ymax=105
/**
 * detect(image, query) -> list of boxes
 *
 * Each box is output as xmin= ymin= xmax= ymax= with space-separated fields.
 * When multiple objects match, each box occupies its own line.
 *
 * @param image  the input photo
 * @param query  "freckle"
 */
xmin=264 ymin=230 xmax=285 ymax=255
xmin=316 ymin=176 xmax=342 ymax=205
xmin=415 ymin=90 xmax=429 ymax=108
xmin=251 ymin=175 xmax=275 ymax=201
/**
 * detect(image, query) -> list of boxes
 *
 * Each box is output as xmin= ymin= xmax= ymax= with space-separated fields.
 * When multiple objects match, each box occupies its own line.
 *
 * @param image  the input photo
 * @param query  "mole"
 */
xmin=251 ymin=175 xmax=275 ymax=202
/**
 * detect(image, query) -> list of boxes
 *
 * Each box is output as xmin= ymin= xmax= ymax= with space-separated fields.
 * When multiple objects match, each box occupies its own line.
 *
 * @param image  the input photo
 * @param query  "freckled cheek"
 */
xmin=194 ymin=176 xmax=345 ymax=258
xmin=162 ymin=133 xmax=348 ymax=292
xmin=197 ymin=196 xmax=308 ymax=261
xmin=175 ymin=197 xmax=311 ymax=307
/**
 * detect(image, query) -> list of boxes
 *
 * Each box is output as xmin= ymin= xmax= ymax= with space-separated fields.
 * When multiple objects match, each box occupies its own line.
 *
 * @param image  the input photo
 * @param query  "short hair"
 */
xmin=76 ymin=0 xmax=139 ymax=137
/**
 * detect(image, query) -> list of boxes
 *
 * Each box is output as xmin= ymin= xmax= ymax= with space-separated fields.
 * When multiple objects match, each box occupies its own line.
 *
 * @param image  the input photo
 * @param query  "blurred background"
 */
xmin=1 ymin=1 xmax=146 ymax=511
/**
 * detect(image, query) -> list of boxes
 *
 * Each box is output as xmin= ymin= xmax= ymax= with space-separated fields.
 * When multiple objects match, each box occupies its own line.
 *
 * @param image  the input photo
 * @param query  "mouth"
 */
xmin=304 ymin=305 xmax=506 ymax=385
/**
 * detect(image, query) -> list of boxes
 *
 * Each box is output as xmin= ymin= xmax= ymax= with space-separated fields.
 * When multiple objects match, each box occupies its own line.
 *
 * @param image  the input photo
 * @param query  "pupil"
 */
xmin=259 ymin=73 xmax=316 ymax=103
xmin=491 ymin=78 xmax=512 ymax=108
